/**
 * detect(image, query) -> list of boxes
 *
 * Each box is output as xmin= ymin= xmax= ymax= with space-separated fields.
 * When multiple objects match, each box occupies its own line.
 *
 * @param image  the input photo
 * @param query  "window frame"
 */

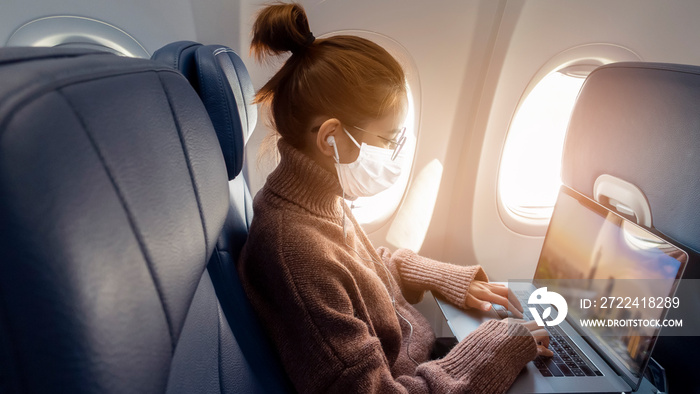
xmin=6 ymin=16 xmax=149 ymax=58
xmin=496 ymin=43 xmax=642 ymax=236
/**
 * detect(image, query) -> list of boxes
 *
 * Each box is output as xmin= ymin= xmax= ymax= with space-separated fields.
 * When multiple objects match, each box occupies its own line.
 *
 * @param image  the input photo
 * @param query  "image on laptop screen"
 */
xmin=533 ymin=186 xmax=687 ymax=384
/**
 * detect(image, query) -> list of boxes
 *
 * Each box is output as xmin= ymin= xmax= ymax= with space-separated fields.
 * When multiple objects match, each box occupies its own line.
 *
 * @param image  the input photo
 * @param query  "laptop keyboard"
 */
xmin=516 ymin=291 xmax=603 ymax=378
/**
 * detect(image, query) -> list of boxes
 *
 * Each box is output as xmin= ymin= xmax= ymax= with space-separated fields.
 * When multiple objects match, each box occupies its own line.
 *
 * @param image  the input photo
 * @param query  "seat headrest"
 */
xmin=0 ymin=47 xmax=229 ymax=391
xmin=562 ymin=61 xmax=700 ymax=250
xmin=150 ymin=40 xmax=202 ymax=90
xmin=153 ymin=42 xmax=257 ymax=180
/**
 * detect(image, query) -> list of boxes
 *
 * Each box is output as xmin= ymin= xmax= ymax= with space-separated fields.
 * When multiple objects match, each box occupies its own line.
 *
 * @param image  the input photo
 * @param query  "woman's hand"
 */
xmin=465 ymin=281 xmax=524 ymax=318
xmin=511 ymin=319 xmax=554 ymax=357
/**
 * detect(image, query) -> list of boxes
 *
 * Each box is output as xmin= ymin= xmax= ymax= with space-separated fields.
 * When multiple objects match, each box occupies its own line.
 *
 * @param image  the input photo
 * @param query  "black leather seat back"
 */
xmin=0 ymin=47 xmax=262 ymax=393
xmin=562 ymin=62 xmax=700 ymax=391
xmin=153 ymin=41 xmax=257 ymax=180
xmin=153 ymin=42 xmax=293 ymax=393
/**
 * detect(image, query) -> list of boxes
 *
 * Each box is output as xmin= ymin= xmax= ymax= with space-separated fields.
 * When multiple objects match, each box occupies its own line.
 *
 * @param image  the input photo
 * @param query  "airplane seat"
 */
xmin=152 ymin=42 xmax=293 ymax=392
xmin=153 ymin=41 xmax=257 ymax=180
xmin=0 ymin=46 xmax=267 ymax=393
xmin=562 ymin=61 xmax=700 ymax=392
xmin=150 ymin=41 xmax=203 ymax=92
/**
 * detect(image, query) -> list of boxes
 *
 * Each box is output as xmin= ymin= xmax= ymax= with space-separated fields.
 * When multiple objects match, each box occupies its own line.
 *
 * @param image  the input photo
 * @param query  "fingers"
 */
xmin=532 ymin=329 xmax=552 ymax=357
xmin=466 ymin=282 xmax=524 ymax=318
xmin=471 ymin=283 xmax=524 ymax=318
xmin=505 ymin=319 xmax=553 ymax=357
xmin=507 ymin=288 xmax=524 ymax=313
xmin=537 ymin=345 xmax=554 ymax=357
xmin=466 ymin=282 xmax=498 ymax=311
xmin=514 ymin=320 xmax=553 ymax=357
xmin=531 ymin=329 xmax=549 ymax=348
xmin=491 ymin=284 xmax=524 ymax=314
xmin=484 ymin=293 xmax=510 ymax=311
xmin=509 ymin=319 xmax=546 ymax=334
xmin=465 ymin=294 xmax=493 ymax=311
xmin=507 ymin=302 xmax=524 ymax=318
xmin=470 ymin=288 xmax=517 ymax=315
xmin=521 ymin=320 xmax=540 ymax=330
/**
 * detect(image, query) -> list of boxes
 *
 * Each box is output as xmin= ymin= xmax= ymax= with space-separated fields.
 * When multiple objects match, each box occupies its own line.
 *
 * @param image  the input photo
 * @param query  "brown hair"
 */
xmin=251 ymin=2 xmax=406 ymax=151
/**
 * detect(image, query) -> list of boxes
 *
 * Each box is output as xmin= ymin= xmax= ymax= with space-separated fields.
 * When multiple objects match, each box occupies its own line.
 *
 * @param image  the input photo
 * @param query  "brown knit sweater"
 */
xmin=239 ymin=139 xmax=537 ymax=393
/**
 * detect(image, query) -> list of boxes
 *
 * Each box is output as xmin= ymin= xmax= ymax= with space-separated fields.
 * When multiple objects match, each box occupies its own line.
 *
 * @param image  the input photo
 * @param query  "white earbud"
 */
xmin=327 ymin=135 xmax=340 ymax=163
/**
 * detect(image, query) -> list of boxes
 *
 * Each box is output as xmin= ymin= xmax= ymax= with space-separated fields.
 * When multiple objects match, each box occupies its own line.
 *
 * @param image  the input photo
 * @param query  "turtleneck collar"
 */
xmin=263 ymin=138 xmax=346 ymax=221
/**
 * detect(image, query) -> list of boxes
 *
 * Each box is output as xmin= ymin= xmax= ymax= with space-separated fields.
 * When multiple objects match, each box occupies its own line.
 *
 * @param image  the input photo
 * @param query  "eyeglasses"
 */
xmin=311 ymin=122 xmax=408 ymax=161
xmin=349 ymin=125 xmax=407 ymax=161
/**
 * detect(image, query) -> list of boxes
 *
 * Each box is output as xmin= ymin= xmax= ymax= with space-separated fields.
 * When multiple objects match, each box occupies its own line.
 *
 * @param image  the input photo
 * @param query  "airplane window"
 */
xmin=319 ymin=30 xmax=420 ymax=234
xmin=498 ymin=70 xmax=586 ymax=220
xmin=6 ymin=16 xmax=149 ymax=58
xmin=495 ymin=44 xmax=641 ymax=235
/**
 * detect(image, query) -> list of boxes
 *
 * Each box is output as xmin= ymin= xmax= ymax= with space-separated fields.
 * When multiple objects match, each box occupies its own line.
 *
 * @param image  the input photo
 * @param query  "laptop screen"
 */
xmin=533 ymin=186 xmax=687 ymax=387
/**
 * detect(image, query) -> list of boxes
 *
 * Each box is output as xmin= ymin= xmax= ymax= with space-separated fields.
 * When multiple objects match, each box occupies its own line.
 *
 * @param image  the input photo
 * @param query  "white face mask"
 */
xmin=333 ymin=128 xmax=404 ymax=200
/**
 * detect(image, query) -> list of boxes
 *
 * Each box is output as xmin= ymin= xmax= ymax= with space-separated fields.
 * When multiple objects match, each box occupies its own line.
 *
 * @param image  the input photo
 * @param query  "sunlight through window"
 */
xmin=499 ymin=71 xmax=586 ymax=219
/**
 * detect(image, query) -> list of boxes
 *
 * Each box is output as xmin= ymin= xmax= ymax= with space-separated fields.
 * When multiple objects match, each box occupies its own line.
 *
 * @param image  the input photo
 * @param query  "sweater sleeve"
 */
xmin=255 ymin=250 xmax=535 ymax=394
xmin=415 ymin=319 xmax=538 ymax=394
xmin=376 ymin=247 xmax=488 ymax=307
xmin=324 ymin=316 xmax=537 ymax=394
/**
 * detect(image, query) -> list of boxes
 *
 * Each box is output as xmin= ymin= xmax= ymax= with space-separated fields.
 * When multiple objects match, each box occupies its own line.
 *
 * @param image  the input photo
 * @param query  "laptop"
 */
xmin=436 ymin=185 xmax=688 ymax=393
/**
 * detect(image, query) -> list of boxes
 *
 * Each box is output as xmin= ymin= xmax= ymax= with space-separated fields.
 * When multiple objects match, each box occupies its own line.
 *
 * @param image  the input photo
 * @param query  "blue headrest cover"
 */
xmin=153 ymin=42 xmax=257 ymax=180
xmin=152 ymin=41 xmax=201 ymax=90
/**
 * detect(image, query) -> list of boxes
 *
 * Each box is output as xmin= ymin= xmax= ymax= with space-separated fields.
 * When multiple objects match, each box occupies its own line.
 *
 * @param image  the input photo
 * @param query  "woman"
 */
xmin=239 ymin=3 xmax=552 ymax=393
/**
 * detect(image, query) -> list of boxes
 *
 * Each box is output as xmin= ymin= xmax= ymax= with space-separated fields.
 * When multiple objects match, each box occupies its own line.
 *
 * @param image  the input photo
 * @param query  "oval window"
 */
xmin=498 ymin=69 xmax=586 ymax=219
xmin=6 ymin=16 xmax=149 ymax=58
xmin=496 ymin=44 xmax=641 ymax=235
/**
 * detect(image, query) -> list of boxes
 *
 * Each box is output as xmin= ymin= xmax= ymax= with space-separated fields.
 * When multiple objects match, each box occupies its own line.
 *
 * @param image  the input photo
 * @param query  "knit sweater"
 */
xmin=238 ymin=139 xmax=537 ymax=393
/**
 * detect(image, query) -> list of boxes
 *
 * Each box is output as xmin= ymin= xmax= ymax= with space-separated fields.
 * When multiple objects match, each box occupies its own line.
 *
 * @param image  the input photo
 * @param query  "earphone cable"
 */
xmin=331 ymin=138 xmax=419 ymax=366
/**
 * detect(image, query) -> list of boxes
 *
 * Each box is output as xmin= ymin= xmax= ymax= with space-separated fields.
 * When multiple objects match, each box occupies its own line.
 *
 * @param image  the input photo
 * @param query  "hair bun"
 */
xmin=251 ymin=2 xmax=313 ymax=61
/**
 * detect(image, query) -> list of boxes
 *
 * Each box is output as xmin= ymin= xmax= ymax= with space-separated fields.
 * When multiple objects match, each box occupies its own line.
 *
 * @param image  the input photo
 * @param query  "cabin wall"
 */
xmin=460 ymin=0 xmax=700 ymax=285
xmin=0 ymin=0 xmax=241 ymax=57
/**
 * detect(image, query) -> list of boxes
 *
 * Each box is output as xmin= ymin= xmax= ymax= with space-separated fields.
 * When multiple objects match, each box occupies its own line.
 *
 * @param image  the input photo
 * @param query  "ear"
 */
xmin=316 ymin=118 xmax=342 ymax=158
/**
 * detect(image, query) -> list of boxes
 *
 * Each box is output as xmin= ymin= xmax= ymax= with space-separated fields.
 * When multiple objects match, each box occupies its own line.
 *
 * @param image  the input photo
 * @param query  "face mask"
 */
xmin=333 ymin=128 xmax=404 ymax=200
